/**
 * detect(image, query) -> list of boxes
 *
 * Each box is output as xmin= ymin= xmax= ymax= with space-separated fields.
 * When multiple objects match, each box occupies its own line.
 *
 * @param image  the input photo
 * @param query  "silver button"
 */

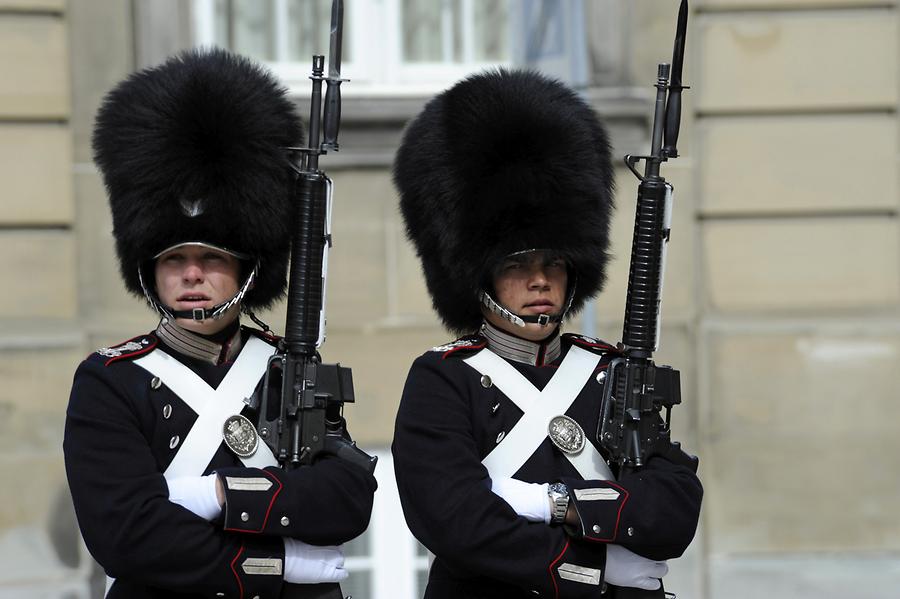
xmin=627 ymin=526 xmax=634 ymax=537
xmin=241 ymin=512 xmax=250 ymax=522
xmin=593 ymin=524 xmax=601 ymax=534
xmin=162 ymin=404 xmax=172 ymax=419
xmin=481 ymin=375 xmax=492 ymax=388
xmin=169 ymin=435 xmax=180 ymax=449
xmin=253 ymin=596 xmax=260 ymax=599
xmin=281 ymin=516 xmax=290 ymax=527
xmin=150 ymin=376 xmax=162 ymax=390
xmin=496 ymin=431 xmax=505 ymax=444
xmin=216 ymin=594 xmax=224 ymax=597
xmin=596 ymin=371 xmax=607 ymax=383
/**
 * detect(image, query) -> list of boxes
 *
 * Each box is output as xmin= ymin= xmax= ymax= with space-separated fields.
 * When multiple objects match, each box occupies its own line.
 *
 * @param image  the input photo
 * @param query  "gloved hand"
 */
xmin=490 ymin=477 xmax=551 ymax=523
xmin=283 ymin=538 xmax=348 ymax=584
xmin=604 ymin=544 xmax=668 ymax=590
xmin=166 ymin=474 xmax=222 ymax=521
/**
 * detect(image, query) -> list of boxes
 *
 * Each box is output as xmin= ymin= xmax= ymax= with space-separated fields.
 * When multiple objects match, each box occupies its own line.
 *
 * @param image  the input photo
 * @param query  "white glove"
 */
xmin=490 ymin=477 xmax=551 ymax=523
xmin=283 ymin=538 xmax=348 ymax=584
xmin=166 ymin=474 xmax=222 ymax=521
xmin=604 ymin=544 xmax=668 ymax=590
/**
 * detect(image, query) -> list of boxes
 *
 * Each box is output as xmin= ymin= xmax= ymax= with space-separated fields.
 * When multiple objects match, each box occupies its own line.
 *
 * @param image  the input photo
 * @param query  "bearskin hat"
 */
xmin=92 ymin=48 xmax=303 ymax=310
xmin=394 ymin=69 xmax=615 ymax=333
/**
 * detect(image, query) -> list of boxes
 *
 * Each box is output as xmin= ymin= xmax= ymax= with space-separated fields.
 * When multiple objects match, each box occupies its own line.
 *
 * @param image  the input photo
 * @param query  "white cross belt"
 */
xmin=464 ymin=346 xmax=613 ymax=481
xmin=134 ymin=336 xmax=278 ymax=480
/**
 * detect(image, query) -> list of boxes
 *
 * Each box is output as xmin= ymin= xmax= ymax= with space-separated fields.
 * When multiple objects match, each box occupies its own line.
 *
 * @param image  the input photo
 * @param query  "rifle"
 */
xmin=597 ymin=1 xmax=697 ymax=597
xmin=254 ymin=1 xmax=377 ymax=596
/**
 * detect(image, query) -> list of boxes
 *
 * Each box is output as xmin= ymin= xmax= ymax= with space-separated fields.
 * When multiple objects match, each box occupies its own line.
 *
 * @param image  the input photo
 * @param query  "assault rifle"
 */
xmin=596 ymin=2 xmax=698 ymax=596
xmin=253 ymin=2 xmax=376 ymax=596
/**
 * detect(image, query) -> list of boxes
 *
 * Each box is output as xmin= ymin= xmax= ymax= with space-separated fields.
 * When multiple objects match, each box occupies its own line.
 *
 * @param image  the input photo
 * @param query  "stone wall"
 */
xmin=1 ymin=1 xmax=898 ymax=597
xmin=693 ymin=0 xmax=900 ymax=596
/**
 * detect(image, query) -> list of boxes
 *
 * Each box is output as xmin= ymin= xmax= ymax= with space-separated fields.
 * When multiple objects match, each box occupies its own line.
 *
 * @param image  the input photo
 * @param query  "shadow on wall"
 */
xmin=0 ymin=485 xmax=104 ymax=599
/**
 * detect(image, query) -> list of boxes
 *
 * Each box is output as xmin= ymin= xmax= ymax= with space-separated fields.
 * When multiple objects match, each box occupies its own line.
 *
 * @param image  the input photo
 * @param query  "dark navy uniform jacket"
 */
xmin=392 ymin=324 xmax=702 ymax=599
xmin=64 ymin=322 xmax=376 ymax=599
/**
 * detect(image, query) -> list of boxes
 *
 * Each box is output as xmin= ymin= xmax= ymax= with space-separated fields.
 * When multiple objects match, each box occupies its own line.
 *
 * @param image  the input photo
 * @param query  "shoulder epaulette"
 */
xmin=562 ymin=333 xmax=619 ymax=355
xmin=244 ymin=326 xmax=282 ymax=348
xmin=94 ymin=333 xmax=158 ymax=366
xmin=429 ymin=335 xmax=487 ymax=359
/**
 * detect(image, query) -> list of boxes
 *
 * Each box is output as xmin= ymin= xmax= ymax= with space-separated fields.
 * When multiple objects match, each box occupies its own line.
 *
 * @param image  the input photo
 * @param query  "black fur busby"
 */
xmin=394 ymin=69 xmax=615 ymax=333
xmin=93 ymin=48 xmax=303 ymax=309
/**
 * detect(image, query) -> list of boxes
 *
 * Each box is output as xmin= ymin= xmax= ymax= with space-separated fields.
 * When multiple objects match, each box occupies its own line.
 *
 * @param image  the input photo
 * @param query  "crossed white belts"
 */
xmin=134 ymin=336 xmax=278 ymax=481
xmin=464 ymin=346 xmax=614 ymax=482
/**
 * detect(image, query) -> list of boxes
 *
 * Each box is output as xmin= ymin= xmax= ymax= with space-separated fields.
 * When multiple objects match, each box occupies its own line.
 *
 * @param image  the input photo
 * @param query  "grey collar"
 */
xmin=481 ymin=320 xmax=561 ymax=367
xmin=155 ymin=318 xmax=243 ymax=365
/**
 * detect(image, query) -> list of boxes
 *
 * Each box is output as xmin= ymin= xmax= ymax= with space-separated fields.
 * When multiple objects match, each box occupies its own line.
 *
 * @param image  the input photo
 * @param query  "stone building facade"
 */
xmin=0 ymin=0 xmax=897 ymax=597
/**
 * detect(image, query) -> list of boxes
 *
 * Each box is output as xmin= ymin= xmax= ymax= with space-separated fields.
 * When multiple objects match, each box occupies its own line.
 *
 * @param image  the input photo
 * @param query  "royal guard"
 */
xmin=64 ymin=48 xmax=376 ymax=599
xmin=391 ymin=69 xmax=702 ymax=598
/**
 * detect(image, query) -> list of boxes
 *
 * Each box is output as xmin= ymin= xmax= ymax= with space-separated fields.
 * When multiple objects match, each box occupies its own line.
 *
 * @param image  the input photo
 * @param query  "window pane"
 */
xmin=211 ymin=0 xmax=350 ymax=64
xmin=213 ymin=0 xmax=230 ymax=50
xmin=473 ymin=0 xmax=508 ymax=62
xmin=402 ymin=0 xmax=508 ymax=64
xmin=231 ymin=0 xmax=275 ymax=60
xmin=416 ymin=568 xmax=430 ymax=596
xmin=287 ymin=0 xmax=349 ymax=63
xmin=343 ymin=528 xmax=370 ymax=557
xmin=341 ymin=570 xmax=372 ymax=599
xmin=401 ymin=0 xmax=444 ymax=62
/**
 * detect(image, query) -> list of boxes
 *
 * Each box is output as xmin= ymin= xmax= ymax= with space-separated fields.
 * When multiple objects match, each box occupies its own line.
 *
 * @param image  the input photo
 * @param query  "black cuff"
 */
xmin=229 ymin=535 xmax=285 ymax=599
xmin=217 ymin=468 xmax=282 ymax=534
xmin=561 ymin=478 xmax=630 ymax=543
xmin=546 ymin=539 xmax=608 ymax=598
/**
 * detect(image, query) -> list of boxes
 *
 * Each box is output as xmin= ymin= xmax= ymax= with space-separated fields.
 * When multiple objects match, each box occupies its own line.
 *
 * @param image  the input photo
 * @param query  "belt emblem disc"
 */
xmin=223 ymin=414 xmax=259 ymax=458
xmin=548 ymin=415 xmax=585 ymax=454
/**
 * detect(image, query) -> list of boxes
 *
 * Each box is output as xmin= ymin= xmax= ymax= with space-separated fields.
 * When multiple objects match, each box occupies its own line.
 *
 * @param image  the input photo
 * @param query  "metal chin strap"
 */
xmin=478 ymin=283 xmax=576 ymax=328
xmin=138 ymin=262 xmax=259 ymax=322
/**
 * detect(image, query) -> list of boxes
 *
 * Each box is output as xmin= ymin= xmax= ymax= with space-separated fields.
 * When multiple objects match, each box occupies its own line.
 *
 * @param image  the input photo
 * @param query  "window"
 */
xmin=339 ymin=448 xmax=430 ymax=599
xmin=191 ymin=0 xmax=512 ymax=93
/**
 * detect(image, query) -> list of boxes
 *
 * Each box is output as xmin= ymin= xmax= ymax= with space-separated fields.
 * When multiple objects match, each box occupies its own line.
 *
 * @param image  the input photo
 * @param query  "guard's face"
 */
xmin=155 ymin=245 xmax=242 ymax=335
xmin=486 ymin=250 xmax=568 ymax=341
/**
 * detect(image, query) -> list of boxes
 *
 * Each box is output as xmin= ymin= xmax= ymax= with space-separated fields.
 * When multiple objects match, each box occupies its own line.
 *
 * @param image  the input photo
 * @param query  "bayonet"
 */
xmin=322 ymin=0 xmax=344 ymax=151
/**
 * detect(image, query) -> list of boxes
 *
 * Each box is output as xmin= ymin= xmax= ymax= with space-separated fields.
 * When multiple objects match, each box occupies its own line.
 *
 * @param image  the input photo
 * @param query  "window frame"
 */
xmin=190 ymin=0 xmax=512 ymax=95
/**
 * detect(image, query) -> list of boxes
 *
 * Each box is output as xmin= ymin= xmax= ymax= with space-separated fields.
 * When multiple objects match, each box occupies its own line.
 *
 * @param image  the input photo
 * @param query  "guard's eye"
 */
xmin=161 ymin=253 xmax=184 ymax=263
xmin=546 ymin=258 xmax=566 ymax=269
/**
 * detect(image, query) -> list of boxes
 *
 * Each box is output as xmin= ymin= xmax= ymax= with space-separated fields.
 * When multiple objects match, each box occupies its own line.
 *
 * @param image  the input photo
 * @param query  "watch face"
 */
xmin=549 ymin=482 xmax=568 ymax=496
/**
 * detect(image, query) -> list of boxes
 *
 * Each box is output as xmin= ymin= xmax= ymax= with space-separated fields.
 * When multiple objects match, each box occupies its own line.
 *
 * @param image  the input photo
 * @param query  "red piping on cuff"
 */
xmin=547 ymin=539 xmax=570 ymax=599
xmin=229 ymin=544 xmax=245 ymax=599
xmin=223 ymin=470 xmax=284 ymax=533
xmin=583 ymin=482 xmax=630 ymax=542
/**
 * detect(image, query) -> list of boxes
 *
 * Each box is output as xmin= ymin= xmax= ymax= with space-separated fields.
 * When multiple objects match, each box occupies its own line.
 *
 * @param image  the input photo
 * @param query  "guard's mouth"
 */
xmin=177 ymin=293 xmax=211 ymax=302
xmin=523 ymin=299 xmax=556 ymax=313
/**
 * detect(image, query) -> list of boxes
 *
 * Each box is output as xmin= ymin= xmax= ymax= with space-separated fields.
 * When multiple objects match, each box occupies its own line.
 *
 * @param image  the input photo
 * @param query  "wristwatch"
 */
xmin=547 ymin=482 xmax=570 ymax=525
